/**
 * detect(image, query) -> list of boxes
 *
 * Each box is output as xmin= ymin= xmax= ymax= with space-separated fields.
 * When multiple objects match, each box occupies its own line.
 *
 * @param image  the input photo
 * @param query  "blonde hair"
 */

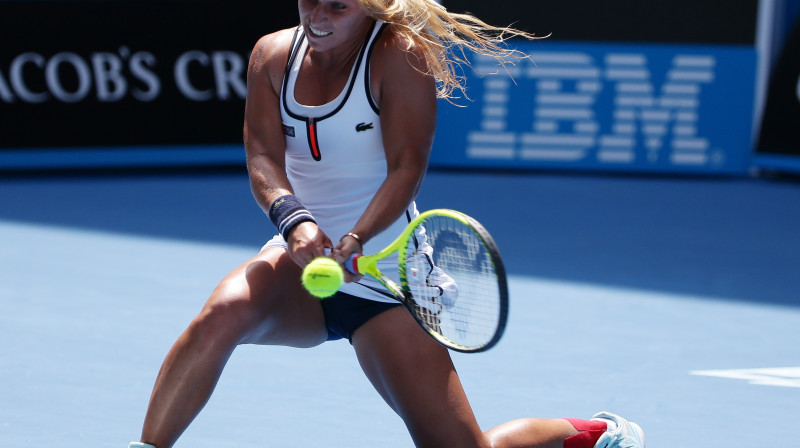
xmin=357 ymin=0 xmax=543 ymax=102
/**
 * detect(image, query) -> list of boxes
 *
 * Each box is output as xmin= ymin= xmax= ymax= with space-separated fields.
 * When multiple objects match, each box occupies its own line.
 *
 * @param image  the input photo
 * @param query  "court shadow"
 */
xmin=1 ymin=168 xmax=798 ymax=308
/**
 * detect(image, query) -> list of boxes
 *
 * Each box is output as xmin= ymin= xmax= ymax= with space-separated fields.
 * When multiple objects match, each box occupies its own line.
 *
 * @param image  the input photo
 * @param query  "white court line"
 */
xmin=691 ymin=367 xmax=800 ymax=388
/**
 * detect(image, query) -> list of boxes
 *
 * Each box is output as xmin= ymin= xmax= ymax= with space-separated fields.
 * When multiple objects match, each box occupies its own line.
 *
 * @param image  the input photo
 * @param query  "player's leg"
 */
xmin=138 ymin=248 xmax=327 ymax=448
xmin=484 ymin=419 xmax=580 ymax=448
xmin=352 ymin=307 xmax=488 ymax=447
xmin=483 ymin=410 xmax=645 ymax=447
xmin=351 ymin=306 xmax=642 ymax=448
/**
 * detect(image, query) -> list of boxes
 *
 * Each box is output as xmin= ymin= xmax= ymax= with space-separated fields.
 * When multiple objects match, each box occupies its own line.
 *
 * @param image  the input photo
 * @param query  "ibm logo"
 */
xmin=467 ymin=51 xmax=722 ymax=167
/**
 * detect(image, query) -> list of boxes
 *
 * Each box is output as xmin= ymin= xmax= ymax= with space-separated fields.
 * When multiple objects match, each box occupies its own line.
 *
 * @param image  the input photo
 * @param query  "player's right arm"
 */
xmin=243 ymin=29 xmax=331 ymax=266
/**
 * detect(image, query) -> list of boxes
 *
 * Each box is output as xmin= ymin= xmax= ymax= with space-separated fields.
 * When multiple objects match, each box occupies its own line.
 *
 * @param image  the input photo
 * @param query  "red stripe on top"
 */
xmin=308 ymin=119 xmax=321 ymax=160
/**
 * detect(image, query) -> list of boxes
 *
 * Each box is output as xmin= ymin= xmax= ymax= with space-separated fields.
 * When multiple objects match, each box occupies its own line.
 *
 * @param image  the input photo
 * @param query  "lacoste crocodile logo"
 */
xmin=355 ymin=122 xmax=374 ymax=132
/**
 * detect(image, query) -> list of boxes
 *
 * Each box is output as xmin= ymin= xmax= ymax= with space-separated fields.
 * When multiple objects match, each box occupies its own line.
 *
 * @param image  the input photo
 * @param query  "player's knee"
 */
xmin=191 ymin=291 xmax=264 ymax=346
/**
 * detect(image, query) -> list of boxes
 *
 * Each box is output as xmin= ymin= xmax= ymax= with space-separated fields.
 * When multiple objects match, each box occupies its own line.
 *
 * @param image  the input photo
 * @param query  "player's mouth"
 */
xmin=308 ymin=24 xmax=332 ymax=37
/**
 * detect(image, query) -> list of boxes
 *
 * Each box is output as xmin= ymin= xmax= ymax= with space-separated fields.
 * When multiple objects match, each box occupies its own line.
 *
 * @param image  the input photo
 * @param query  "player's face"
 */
xmin=298 ymin=0 xmax=372 ymax=52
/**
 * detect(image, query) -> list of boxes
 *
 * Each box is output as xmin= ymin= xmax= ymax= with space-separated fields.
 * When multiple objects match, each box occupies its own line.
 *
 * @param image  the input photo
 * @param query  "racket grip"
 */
xmin=344 ymin=253 xmax=362 ymax=274
xmin=323 ymin=248 xmax=361 ymax=274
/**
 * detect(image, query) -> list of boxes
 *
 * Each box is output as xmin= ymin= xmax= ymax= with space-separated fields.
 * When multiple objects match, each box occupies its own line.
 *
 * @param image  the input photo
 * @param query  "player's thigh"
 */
xmin=202 ymin=247 xmax=327 ymax=348
xmin=352 ymin=308 xmax=489 ymax=448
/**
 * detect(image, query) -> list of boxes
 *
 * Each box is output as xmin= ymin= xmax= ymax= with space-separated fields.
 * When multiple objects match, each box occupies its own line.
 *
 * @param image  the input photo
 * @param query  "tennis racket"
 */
xmin=344 ymin=209 xmax=508 ymax=353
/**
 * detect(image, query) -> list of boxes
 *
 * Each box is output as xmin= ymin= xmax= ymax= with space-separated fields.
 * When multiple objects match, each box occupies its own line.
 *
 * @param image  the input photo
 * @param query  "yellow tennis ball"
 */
xmin=301 ymin=257 xmax=344 ymax=299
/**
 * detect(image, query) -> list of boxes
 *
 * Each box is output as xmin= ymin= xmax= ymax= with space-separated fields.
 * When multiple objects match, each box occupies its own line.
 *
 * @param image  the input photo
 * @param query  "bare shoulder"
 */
xmin=371 ymin=24 xmax=431 ymax=79
xmin=370 ymin=24 xmax=434 ymax=105
xmin=248 ymin=27 xmax=300 ymax=94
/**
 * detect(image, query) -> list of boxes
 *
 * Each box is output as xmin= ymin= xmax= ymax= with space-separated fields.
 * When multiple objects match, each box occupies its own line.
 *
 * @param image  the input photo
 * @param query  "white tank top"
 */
xmin=279 ymin=22 xmax=419 ymax=302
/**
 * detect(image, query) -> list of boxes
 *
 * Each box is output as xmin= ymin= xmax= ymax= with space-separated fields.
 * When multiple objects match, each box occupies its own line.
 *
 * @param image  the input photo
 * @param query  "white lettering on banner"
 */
xmin=92 ymin=52 xmax=126 ymax=102
xmin=212 ymin=51 xmax=247 ymax=100
xmin=174 ymin=51 xmax=214 ymax=101
xmin=0 ymin=48 xmax=245 ymax=104
xmin=174 ymin=51 xmax=248 ymax=102
xmin=9 ymin=53 xmax=49 ymax=103
xmin=46 ymin=52 xmax=93 ymax=103
xmin=2 ymin=49 xmax=160 ymax=104
xmin=467 ymin=51 xmax=719 ymax=167
xmin=90 ymin=47 xmax=160 ymax=102
xmin=92 ymin=53 xmax=128 ymax=102
xmin=129 ymin=52 xmax=161 ymax=102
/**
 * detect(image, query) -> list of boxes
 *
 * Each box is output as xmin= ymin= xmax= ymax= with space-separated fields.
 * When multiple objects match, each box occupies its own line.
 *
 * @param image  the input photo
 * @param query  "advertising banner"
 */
xmin=432 ymin=42 xmax=757 ymax=174
xmin=0 ymin=0 xmax=762 ymax=174
xmin=0 ymin=1 xmax=297 ymax=155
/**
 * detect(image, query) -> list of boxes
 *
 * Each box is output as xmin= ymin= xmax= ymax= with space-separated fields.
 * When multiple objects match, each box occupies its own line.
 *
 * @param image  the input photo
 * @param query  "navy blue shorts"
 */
xmin=320 ymin=292 xmax=402 ymax=342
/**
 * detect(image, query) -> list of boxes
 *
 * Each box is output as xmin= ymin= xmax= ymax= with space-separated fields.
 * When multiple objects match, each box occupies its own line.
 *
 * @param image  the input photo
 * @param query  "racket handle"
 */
xmin=323 ymin=248 xmax=362 ymax=274
xmin=344 ymin=253 xmax=362 ymax=274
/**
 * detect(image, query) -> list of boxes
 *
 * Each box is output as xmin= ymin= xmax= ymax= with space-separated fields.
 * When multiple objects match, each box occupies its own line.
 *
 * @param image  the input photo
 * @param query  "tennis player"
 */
xmin=129 ymin=1 xmax=645 ymax=447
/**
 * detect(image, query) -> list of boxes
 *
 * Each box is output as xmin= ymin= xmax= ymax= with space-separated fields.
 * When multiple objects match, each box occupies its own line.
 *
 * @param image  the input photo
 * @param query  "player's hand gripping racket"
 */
xmin=344 ymin=209 xmax=508 ymax=353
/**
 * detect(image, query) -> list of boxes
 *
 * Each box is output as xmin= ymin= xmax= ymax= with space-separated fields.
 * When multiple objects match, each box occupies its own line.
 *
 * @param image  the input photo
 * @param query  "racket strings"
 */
xmin=403 ymin=215 xmax=503 ymax=350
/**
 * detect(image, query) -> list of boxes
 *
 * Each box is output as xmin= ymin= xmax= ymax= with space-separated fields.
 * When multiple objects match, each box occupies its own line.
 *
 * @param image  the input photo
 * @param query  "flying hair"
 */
xmin=356 ymin=0 xmax=544 ymax=103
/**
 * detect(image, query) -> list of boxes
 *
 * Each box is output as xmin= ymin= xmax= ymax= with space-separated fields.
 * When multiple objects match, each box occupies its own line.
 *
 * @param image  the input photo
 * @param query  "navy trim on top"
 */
xmin=281 ymin=21 xmax=379 ymax=123
xmin=364 ymin=23 xmax=387 ymax=115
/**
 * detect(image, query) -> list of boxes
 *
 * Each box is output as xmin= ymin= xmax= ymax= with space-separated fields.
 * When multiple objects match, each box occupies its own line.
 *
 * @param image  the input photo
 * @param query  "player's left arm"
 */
xmin=334 ymin=28 xmax=437 ymax=261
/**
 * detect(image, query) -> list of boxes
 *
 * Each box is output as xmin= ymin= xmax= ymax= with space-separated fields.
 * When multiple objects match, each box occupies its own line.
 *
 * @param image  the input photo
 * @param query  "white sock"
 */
xmin=129 ymin=443 xmax=157 ymax=448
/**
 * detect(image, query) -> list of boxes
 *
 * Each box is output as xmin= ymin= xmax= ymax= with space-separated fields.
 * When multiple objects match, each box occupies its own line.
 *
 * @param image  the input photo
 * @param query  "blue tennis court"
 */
xmin=1 ymin=170 xmax=798 ymax=447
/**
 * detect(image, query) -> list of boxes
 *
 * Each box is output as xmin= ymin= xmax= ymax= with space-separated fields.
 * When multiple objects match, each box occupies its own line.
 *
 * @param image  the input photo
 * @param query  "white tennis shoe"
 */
xmin=591 ymin=412 xmax=645 ymax=448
